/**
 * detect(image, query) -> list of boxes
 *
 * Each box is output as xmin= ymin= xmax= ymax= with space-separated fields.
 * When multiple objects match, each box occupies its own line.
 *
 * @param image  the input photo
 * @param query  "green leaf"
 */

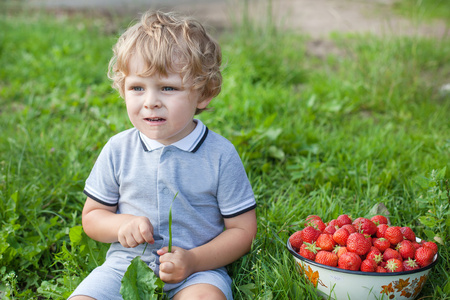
xmin=120 ymin=257 xmax=159 ymax=300
xmin=418 ymin=216 xmax=437 ymax=228
xmin=423 ymin=229 xmax=436 ymax=241
xmin=69 ymin=226 xmax=83 ymax=246
xmin=435 ymin=167 xmax=447 ymax=180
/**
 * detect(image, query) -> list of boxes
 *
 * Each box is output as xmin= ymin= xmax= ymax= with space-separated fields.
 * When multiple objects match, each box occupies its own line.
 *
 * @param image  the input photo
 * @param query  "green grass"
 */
xmin=1 ymin=2 xmax=449 ymax=299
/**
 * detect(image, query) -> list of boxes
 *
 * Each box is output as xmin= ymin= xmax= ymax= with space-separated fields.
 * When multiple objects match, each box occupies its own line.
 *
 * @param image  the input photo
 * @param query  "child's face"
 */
xmin=124 ymin=55 xmax=211 ymax=145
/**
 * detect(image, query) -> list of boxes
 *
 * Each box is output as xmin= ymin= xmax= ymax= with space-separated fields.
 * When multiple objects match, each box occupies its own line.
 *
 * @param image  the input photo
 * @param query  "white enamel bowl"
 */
xmin=287 ymin=237 xmax=438 ymax=300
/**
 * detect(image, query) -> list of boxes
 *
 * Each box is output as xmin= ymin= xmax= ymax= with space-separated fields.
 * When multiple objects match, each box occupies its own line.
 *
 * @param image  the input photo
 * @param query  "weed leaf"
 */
xmin=120 ymin=257 xmax=159 ymax=300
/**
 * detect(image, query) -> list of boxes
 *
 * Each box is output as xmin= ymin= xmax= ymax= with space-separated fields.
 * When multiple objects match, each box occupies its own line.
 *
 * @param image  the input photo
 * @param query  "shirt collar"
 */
xmin=139 ymin=119 xmax=208 ymax=153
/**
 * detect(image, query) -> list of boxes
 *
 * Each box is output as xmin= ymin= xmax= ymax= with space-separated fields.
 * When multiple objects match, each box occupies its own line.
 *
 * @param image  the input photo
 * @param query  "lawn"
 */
xmin=0 ymin=1 xmax=449 ymax=299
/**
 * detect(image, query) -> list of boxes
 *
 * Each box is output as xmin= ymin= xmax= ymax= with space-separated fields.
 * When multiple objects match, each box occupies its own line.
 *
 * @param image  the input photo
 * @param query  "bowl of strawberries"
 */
xmin=287 ymin=214 xmax=439 ymax=300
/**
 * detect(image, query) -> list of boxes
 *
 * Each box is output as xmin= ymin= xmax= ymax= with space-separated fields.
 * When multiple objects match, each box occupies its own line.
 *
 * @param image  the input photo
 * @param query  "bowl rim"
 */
xmin=287 ymin=238 xmax=439 ymax=276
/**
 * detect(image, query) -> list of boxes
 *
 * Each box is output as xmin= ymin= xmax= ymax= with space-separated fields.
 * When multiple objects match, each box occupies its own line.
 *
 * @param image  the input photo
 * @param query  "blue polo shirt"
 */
xmin=83 ymin=119 xmax=256 ymax=268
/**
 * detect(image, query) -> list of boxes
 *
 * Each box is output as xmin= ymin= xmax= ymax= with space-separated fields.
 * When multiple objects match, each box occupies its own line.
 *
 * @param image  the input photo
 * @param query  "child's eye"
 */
xmin=132 ymin=86 xmax=144 ymax=92
xmin=162 ymin=86 xmax=175 ymax=91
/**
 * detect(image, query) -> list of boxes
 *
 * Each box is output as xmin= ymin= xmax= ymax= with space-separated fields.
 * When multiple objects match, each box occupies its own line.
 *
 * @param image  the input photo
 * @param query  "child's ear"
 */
xmin=197 ymin=97 xmax=213 ymax=109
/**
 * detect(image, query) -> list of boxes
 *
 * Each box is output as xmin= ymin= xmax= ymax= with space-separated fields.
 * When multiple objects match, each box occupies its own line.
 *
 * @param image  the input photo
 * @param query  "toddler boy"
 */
xmin=69 ymin=10 xmax=257 ymax=300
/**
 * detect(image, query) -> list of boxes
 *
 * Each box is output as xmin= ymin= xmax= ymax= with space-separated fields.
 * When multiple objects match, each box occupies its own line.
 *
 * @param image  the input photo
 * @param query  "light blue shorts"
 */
xmin=68 ymin=260 xmax=233 ymax=300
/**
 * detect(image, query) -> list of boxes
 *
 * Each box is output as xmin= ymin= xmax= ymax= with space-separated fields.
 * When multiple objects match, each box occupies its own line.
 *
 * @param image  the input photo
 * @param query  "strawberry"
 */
xmin=323 ymin=224 xmax=338 ymax=235
xmin=304 ymin=215 xmax=322 ymax=225
xmin=341 ymin=224 xmax=356 ymax=234
xmin=364 ymin=234 xmax=372 ymax=245
xmin=403 ymin=258 xmax=420 ymax=271
xmin=347 ymin=232 xmax=371 ymax=256
xmin=334 ymin=245 xmax=349 ymax=258
xmin=316 ymin=234 xmax=336 ymax=251
xmin=373 ymin=237 xmax=390 ymax=252
xmin=336 ymin=214 xmax=352 ymax=227
xmin=360 ymin=258 xmax=377 ymax=272
xmin=422 ymin=241 xmax=438 ymax=255
xmin=333 ymin=228 xmax=350 ymax=246
xmin=400 ymin=226 xmax=416 ymax=242
xmin=366 ymin=247 xmax=382 ymax=264
xmin=306 ymin=218 xmax=326 ymax=232
xmin=412 ymin=241 xmax=422 ymax=250
xmin=370 ymin=215 xmax=388 ymax=225
xmin=338 ymin=252 xmax=362 ymax=271
xmin=385 ymin=226 xmax=403 ymax=245
xmin=376 ymin=266 xmax=387 ymax=273
xmin=289 ymin=231 xmax=303 ymax=251
xmin=385 ymin=258 xmax=403 ymax=272
xmin=299 ymin=242 xmax=320 ymax=261
xmin=383 ymin=248 xmax=402 ymax=262
xmin=352 ymin=218 xmax=377 ymax=236
xmin=415 ymin=246 xmax=434 ymax=267
xmin=376 ymin=224 xmax=389 ymax=238
xmin=315 ymin=250 xmax=338 ymax=267
xmin=300 ymin=226 xmax=321 ymax=244
xmin=397 ymin=240 xmax=416 ymax=260
xmin=327 ymin=219 xmax=339 ymax=228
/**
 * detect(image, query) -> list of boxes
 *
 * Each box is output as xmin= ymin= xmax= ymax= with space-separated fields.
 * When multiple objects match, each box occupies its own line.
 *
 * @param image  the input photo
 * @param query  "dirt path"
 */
xmin=29 ymin=0 xmax=447 ymax=38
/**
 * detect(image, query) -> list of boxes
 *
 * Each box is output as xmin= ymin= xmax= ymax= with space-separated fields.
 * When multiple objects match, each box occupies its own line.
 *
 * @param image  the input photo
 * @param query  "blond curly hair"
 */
xmin=108 ymin=10 xmax=222 ymax=114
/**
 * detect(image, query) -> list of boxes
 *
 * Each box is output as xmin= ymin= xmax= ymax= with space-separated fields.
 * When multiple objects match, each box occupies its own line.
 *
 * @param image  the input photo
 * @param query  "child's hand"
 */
xmin=117 ymin=216 xmax=154 ymax=248
xmin=157 ymin=246 xmax=195 ymax=283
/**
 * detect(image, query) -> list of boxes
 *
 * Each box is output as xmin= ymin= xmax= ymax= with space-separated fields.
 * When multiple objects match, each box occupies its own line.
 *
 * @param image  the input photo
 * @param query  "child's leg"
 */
xmin=165 ymin=268 xmax=233 ymax=300
xmin=173 ymin=283 xmax=226 ymax=300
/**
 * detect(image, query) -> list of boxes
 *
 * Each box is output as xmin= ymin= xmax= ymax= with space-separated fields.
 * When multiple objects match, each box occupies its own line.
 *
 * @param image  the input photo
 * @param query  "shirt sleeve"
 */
xmin=83 ymin=139 xmax=120 ymax=206
xmin=217 ymin=146 xmax=256 ymax=218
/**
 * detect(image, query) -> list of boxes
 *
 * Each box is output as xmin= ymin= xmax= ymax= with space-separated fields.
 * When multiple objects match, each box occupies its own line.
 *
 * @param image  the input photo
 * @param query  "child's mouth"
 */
xmin=145 ymin=117 xmax=165 ymax=122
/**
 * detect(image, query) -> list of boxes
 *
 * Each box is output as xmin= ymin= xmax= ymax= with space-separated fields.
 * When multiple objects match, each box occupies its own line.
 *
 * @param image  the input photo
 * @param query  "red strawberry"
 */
xmin=316 ymin=234 xmax=336 ymax=251
xmin=422 ymin=241 xmax=438 ymax=255
xmin=360 ymin=259 xmax=377 ymax=272
xmin=333 ymin=228 xmax=350 ymax=246
xmin=336 ymin=214 xmax=352 ymax=227
xmin=403 ymin=258 xmax=420 ymax=271
xmin=323 ymin=224 xmax=338 ymax=235
xmin=289 ymin=231 xmax=303 ymax=251
xmin=376 ymin=266 xmax=387 ymax=273
xmin=385 ymin=258 xmax=403 ymax=272
xmin=341 ymin=224 xmax=356 ymax=234
xmin=415 ymin=246 xmax=434 ymax=267
xmin=370 ymin=215 xmax=388 ymax=225
xmin=327 ymin=219 xmax=339 ymax=227
xmin=299 ymin=242 xmax=320 ymax=261
xmin=300 ymin=226 xmax=321 ymax=244
xmin=347 ymin=232 xmax=371 ymax=256
xmin=338 ymin=252 xmax=362 ymax=271
xmin=373 ymin=237 xmax=390 ymax=252
xmin=304 ymin=215 xmax=322 ymax=225
xmin=334 ymin=246 xmax=349 ymax=258
xmin=400 ymin=226 xmax=416 ymax=242
xmin=376 ymin=224 xmax=389 ymax=238
xmin=352 ymin=218 xmax=377 ymax=236
xmin=412 ymin=241 xmax=422 ymax=250
xmin=306 ymin=218 xmax=326 ymax=232
xmin=397 ymin=240 xmax=416 ymax=260
xmin=366 ymin=247 xmax=382 ymax=264
xmin=383 ymin=248 xmax=402 ymax=262
xmin=385 ymin=226 xmax=403 ymax=245
xmin=315 ymin=250 xmax=338 ymax=267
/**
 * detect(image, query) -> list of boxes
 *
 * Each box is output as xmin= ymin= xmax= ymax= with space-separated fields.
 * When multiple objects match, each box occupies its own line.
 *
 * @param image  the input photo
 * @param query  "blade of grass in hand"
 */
xmin=168 ymin=192 xmax=178 ymax=253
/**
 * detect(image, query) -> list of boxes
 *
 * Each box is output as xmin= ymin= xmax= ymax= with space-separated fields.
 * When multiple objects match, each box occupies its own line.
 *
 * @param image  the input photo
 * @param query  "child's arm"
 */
xmin=82 ymin=197 xmax=155 ymax=248
xmin=157 ymin=209 xmax=257 ymax=283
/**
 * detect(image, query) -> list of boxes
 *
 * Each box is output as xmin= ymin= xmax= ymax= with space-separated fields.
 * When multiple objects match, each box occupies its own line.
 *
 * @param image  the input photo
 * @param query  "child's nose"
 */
xmin=143 ymin=91 xmax=161 ymax=109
